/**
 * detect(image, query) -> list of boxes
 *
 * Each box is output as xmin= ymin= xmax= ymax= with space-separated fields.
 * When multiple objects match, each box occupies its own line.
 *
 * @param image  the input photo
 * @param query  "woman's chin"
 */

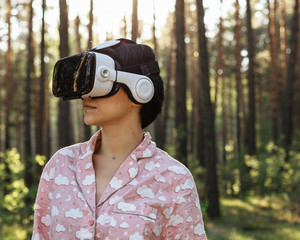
xmin=83 ymin=116 xmax=96 ymax=126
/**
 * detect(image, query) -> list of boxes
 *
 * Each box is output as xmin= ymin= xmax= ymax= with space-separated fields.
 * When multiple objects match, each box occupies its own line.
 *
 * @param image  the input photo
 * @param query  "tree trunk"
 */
xmin=282 ymin=0 xmax=299 ymax=160
xmin=215 ymin=2 xmax=226 ymax=162
xmin=36 ymin=0 xmax=47 ymax=158
xmin=122 ymin=14 xmax=127 ymax=37
xmin=24 ymin=0 xmax=35 ymax=205
xmin=87 ymin=0 xmax=93 ymax=49
xmin=279 ymin=0 xmax=288 ymax=136
xmin=234 ymin=0 xmax=248 ymax=192
xmin=196 ymin=0 xmax=220 ymax=218
xmin=0 ymin=35 xmax=3 ymax=154
xmin=280 ymin=0 xmax=288 ymax=88
xmin=268 ymin=0 xmax=280 ymax=144
xmin=131 ymin=0 xmax=138 ymax=42
xmin=5 ymin=0 xmax=13 ymax=150
xmin=58 ymin=0 xmax=72 ymax=148
xmin=174 ymin=0 xmax=188 ymax=166
xmin=246 ymin=0 xmax=256 ymax=156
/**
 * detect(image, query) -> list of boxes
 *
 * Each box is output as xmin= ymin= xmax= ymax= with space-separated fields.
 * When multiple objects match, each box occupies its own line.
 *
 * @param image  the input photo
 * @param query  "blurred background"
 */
xmin=0 ymin=0 xmax=299 ymax=239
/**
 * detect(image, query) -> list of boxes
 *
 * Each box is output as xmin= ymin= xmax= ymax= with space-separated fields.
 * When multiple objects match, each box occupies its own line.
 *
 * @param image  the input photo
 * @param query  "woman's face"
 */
xmin=82 ymin=87 xmax=141 ymax=127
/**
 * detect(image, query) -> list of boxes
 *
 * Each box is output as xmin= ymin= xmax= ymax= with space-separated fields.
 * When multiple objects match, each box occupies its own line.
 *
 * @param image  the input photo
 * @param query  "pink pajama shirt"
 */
xmin=32 ymin=131 xmax=207 ymax=240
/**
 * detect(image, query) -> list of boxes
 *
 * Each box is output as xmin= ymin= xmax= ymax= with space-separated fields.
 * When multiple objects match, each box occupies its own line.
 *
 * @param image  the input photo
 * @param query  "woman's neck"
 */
xmin=94 ymin=123 xmax=144 ymax=161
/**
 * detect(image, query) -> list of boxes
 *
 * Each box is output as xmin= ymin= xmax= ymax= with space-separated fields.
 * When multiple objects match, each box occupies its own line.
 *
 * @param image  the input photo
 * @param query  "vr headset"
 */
xmin=52 ymin=40 xmax=160 ymax=103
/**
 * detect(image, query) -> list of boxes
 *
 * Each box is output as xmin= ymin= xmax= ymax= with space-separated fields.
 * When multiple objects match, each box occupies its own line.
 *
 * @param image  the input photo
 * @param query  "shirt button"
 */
xmin=89 ymin=219 xmax=95 ymax=226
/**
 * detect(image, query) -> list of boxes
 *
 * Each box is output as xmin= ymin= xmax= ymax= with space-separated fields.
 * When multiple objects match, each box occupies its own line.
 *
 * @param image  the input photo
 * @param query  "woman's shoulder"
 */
xmin=150 ymin=146 xmax=195 ymax=181
xmin=45 ymin=141 xmax=89 ymax=168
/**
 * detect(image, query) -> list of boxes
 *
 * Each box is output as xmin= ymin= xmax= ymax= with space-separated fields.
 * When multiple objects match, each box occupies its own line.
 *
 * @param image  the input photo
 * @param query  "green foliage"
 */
xmin=0 ymin=149 xmax=45 ymax=239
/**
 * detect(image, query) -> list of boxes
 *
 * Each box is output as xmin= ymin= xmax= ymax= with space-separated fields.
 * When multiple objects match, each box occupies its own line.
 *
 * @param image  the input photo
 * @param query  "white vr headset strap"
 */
xmin=116 ymin=71 xmax=154 ymax=104
xmin=83 ymin=52 xmax=154 ymax=103
xmin=93 ymin=66 xmax=154 ymax=104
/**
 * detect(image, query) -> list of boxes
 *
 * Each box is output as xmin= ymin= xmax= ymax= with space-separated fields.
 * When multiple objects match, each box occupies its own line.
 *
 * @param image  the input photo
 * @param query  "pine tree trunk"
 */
xmin=24 ymin=0 xmax=35 ymax=205
xmin=246 ymin=0 xmax=256 ymax=156
xmin=282 ymin=0 xmax=299 ymax=160
xmin=175 ymin=0 xmax=188 ymax=166
xmin=131 ymin=0 xmax=138 ymax=42
xmin=234 ymin=0 xmax=248 ymax=192
xmin=215 ymin=3 xmax=225 ymax=162
xmin=280 ymin=0 xmax=288 ymax=88
xmin=58 ymin=0 xmax=72 ymax=148
xmin=0 ymin=35 xmax=3 ymax=154
xmin=196 ymin=0 xmax=220 ymax=218
xmin=5 ymin=0 xmax=13 ymax=150
xmin=36 ymin=0 xmax=46 ymax=157
xmin=268 ymin=0 xmax=280 ymax=143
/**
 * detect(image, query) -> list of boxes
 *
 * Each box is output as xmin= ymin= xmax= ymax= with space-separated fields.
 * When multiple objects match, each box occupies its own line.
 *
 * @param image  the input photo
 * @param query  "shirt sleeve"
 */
xmin=32 ymin=157 xmax=56 ymax=240
xmin=161 ymin=175 xmax=207 ymax=240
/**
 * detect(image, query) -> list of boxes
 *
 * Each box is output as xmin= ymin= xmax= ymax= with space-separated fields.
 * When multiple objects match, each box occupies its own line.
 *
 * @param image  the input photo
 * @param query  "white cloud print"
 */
xmin=59 ymin=148 xmax=75 ymax=158
xmin=182 ymin=178 xmax=194 ymax=190
xmin=145 ymin=161 xmax=160 ymax=171
xmin=109 ymin=177 xmax=123 ymax=189
xmin=168 ymin=214 xmax=184 ymax=226
xmin=194 ymin=223 xmax=206 ymax=236
xmin=154 ymin=174 xmax=166 ymax=183
xmin=168 ymin=166 xmax=187 ymax=175
xmin=117 ymin=202 xmax=137 ymax=212
xmin=128 ymin=167 xmax=138 ymax=178
xmin=82 ymin=174 xmax=95 ymax=186
xmin=65 ymin=208 xmax=83 ymax=219
xmin=142 ymin=148 xmax=152 ymax=158
xmin=76 ymin=228 xmax=93 ymax=240
xmin=51 ymin=206 xmax=59 ymax=217
xmin=129 ymin=232 xmax=144 ymax=240
xmin=137 ymin=185 xmax=155 ymax=198
xmin=56 ymin=224 xmax=66 ymax=232
xmin=120 ymin=222 xmax=129 ymax=229
xmin=54 ymin=174 xmax=69 ymax=185
xmin=41 ymin=214 xmax=51 ymax=227
xmin=96 ymin=213 xmax=116 ymax=226
xmin=109 ymin=195 xmax=124 ymax=205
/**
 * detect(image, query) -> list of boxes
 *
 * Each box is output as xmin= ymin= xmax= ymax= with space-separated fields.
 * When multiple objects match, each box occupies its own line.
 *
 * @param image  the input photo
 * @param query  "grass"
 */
xmin=205 ymin=195 xmax=300 ymax=240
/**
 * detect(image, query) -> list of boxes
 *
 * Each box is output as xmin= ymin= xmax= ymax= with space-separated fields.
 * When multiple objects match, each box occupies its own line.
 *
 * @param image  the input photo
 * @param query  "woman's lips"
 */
xmin=83 ymin=105 xmax=96 ymax=111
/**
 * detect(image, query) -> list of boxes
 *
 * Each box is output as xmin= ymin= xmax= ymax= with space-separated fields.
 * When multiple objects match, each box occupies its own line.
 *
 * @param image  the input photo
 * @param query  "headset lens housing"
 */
xmin=53 ymin=52 xmax=96 ymax=100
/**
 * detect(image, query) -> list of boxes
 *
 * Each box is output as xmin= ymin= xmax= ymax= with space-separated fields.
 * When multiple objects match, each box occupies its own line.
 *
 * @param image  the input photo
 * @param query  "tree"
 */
xmin=279 ymin=0 xmax=288 ymax=88
xmin=4 ymin=0 xmax=13 ymax=150
xmin=234 ymin=0 xmax=248 ymax=192
xmin=268 ymin=0 xmax=280 ymax=143
xmin=282 ymin=0 xmax=299 ymax=160
xmin=36 ymin=0 xmax=49 ymax=158
xmin=246 ymin=0 xmax=256 ymax=156
xmin=58 ymin=0 xmax=72 ymax=148
xmin=196 ymin=0 xmax=220 ymax=218
xmin=131 ymin=0 xmax=138 ymax=41
xmin=24 ymin=0 xmax=35 ymax=205
xmin=0 ymin=34 xmax=3 ymax=154
xmin=214 ymin=1 xmax=226 ymax=162
xmin=174 ymin=0 xmax=188 ymax=166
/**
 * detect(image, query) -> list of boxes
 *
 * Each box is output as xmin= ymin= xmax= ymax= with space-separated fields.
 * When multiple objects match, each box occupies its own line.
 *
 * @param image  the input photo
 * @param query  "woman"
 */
xmin=32 ymin=39 xmax=207 ymax=240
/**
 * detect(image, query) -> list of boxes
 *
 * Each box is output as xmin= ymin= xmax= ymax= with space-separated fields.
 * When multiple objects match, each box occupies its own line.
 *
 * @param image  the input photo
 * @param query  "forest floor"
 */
xmin=205 ymin=196 xmax=300 ymax=240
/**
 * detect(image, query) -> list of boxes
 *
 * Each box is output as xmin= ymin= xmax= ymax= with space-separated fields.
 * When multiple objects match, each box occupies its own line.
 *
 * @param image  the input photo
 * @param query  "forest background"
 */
xmin=0 ymin=0 xmax=299 ymax=239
